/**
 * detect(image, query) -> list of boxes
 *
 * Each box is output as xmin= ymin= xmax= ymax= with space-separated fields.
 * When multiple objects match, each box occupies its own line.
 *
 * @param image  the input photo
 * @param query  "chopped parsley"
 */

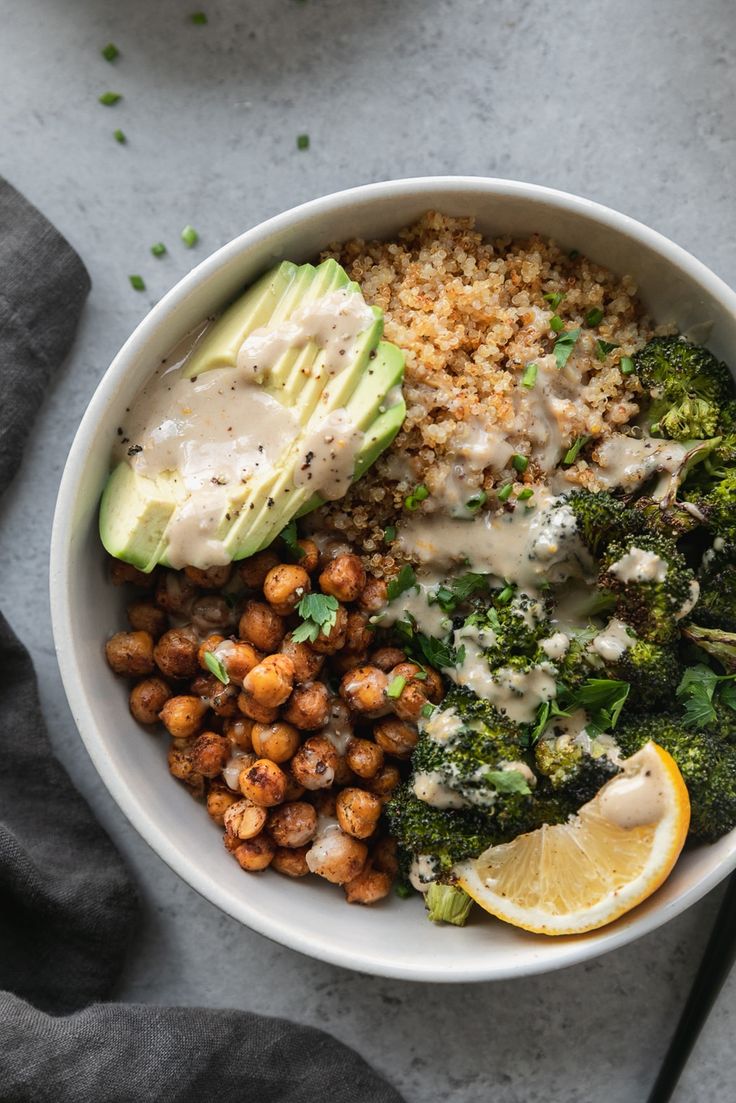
xmin=129 ymin=274 xmax=145 ymax=291
xmin=432 ymin=572 xmax=490 ymax=613
xmin=191 ymin=11 xmax=208 ymax=23
xmin=101 ymin=43 xmax=120 ymax=62
xmin=543 ymin=291 xmax=564 ymax=309
xmin=404 ymin=484 xmax=429 ymax=511
xmin=204 ymin=650 xmax=230 ymax=685
xmin=563 ymin=435 xmax=590 ymax=466
xmin=417 ymin=633 xmax=465 ymax=670
xmin=553 ymin=327 xmax=580 ymax=370
xmin=387 ymin=563 xmax=417 ymax=602
xmin=113 ymin=128 xmax=126 ymax=144
xmin=521 ymin=362 xmax=538 ymax=388
xmin=150 ymin=242 xmax=167 ymax=257
xmin=585 ymin=307 xmax=604 ymax=327
xmin=384 ymin=525 xmax=397 ymax=544
xmin=496 ymin=584 xmax=515 ymax=605
xmin=279 ymin=519 xmax=305 ymax=559
xmin=386 ymin=674 xmax=406 ymax=699
xmin=297 ymin=133 xmax=310 ymax=150
xmin=484 ymin=769 xmax=531 ymax=796
xmin=181 ymin=225 xmax=199 ymax=248
xmin=292 ymin=593 xmax=339 ymax=643
xmin=530 ymin=677 xmax=630 ymax=744
xmin=99 ymin=91 xmax=122 ymax=106
xmin=465 ymin=490 xmax=487 ymax=513
xmin=677 ymin=665 xmax=736 ymax=730
xmin=595 ymin=338 xmax=619 ymax=362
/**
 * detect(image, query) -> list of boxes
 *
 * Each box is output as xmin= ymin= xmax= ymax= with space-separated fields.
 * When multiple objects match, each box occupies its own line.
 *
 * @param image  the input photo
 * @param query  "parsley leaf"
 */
xmin=543 ymin=291 xmax=565 ymax=309
xmin=595 ymin=339 xmax=619 ymax=362
xmin=416 ymin=633 xmax=465 ymax=669
xmin=279 ymin=519 xmax=305 ymax=560
xmin=387 ymin=564 xmax=417 ymax=602
xmin=204 ymin=650 xmax=230 ymax=685
xmin=676 ymin=663 xmax=736 ymax=729
xmin=573 ymin=678 xmax=630 ymax=733
xmin=292 ymin=593 xmax=339 ymax=643
xmin=554 ymin=327 xmax=580 ymax=369
xmin=484 ymin=769 xmax=532 ymax=796
xmin=432 ymin=572 xmax=490 ymax=613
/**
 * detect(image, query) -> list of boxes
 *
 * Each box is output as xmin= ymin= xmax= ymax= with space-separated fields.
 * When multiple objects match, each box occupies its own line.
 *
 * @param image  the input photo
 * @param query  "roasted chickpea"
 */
xmin=242 ymin=653 xmax=295 ymax=708
xmin=344 ymin=863 xmax=392 ymax=904
xmin=160 ymin=695 xmax=208 ymax=739
xmin=317 ymin=538 xmax=353 ymax=567
xmin=336 ymin=788 xmax=382 ymax=839
xmin=318 ymin=553 xmax=366 ymax=603
xmin=370 ymin=647 xmax=406 ymax=672
xmin=366 ymin=762 xmax=401 ymax=796
xmin=280 ymin=634 xmax=325 ymax=683
xmin=238 ymin=600 xmax=286 ymax=653
xmin=155 ymin=570 xmax=199 ymax=614
xmin=222 ymin=716 xmax=254 ymax=751
xmin=311 ymin=789 xmax=337 ymax=819
xmin=346 ymin=736 xmax=385 ymax=780
xmin=238 ymin=549 xmax=279 ymax=590
xmin=221 ymin=641 xmax=261 ymax=684
xmin=190 ymin=731 xmax=230 ymax=778
xmin=282 ymin=681 xmax=330 ymax=730
xmin=267 ymin=801 xmax=318 ymax=848
xmin=251 ymin=721 xmax=301 ymax=763
xmin=373 ymin=716 xmax=418 ymax=758
xmin=333 ymin=756 xmax=357 ymax=786
xmin=344 ymin=610 xmax=372 ymax=654
xmin=127 ymin=602 xmax=168 ymax=638
xmin=167 ymin=746 xmax=204 ymax=795
xmin=105 ymin=631 xmax=155 ymax=677
xmin=222 ymin=750 xmax=256 ymax=791
xmin=154 ymin=626 xmax=199 ymax=679
xmin=184 ymin=563 xmax=232 ymax=589
xmin=306 ymin=830 xmax=368 ymax=884
xmin=239 ymin=758 xmax=288 ymax=806
xmin=206 ymin=784 xmax=238 ymax=825
xmin=191 ymin=674 xmax=238 ymax=717
xmin=283 ymin=769 xmax=306 ymax=802
xmin=129 ymin=676 xmax=172 ymax=724
xmin=371 ymin=835 xmax=399 ymax=877
xmin=233 ymin=833 xmax=275 ymax=871
xmin=309 ymin=603 xmax=348 ymax=654
xmin=339 ymin=665 xmax=391 ymax=717
xmin=191 ymin=595 xmax=232 ymax=635
xmin=263 ymin=563 xmax=311 ymax=615
xmin=357 ymin=576 xmax=388 ymax=614
xmin=110 ymin=559 xmax=156 ymax=588
xmin=224 ymin=797 xmax=268 ymax=840
xmin=271 ymin=845 xmax=310 ymax=877
xmin=198 ymin=634 xmax=226 ymax=669
xmin=422 ymin=667 xmax=445 ymax=703
xmin=290 ymin=736 xmax=339 ymax=790
xmin=295 ymin=538 xmax=319 ymax=573
xmin=388 ymin=663 xmax=430 ymax=722
xmin=237 ymin=690 xmax=279 ymax=725
xmin=330 ymin=650 xmax=369 ymax=678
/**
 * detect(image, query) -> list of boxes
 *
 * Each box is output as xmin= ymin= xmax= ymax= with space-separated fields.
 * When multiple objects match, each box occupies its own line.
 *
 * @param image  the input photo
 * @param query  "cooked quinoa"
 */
xmin=314 ymin=211 xmax=658 ymax=574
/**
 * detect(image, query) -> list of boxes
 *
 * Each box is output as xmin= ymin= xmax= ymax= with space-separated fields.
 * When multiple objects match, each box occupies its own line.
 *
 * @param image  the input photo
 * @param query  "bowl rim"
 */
xmin=50 ymin=176 xmax=736 ymax=982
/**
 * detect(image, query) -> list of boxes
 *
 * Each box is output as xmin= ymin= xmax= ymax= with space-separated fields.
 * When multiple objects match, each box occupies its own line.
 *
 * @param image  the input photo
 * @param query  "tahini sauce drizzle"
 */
xmin=598 ymin=744 xmax=667 ymax=828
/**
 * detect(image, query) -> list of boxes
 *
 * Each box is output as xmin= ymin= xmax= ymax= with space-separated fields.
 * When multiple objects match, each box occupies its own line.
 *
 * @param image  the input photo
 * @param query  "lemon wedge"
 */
xmin=457 ymin=741 xmax=690 ymax=935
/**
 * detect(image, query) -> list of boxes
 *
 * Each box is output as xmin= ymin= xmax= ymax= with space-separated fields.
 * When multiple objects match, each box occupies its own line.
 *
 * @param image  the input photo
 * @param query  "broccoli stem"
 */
xmin=425 ymin=883 xmax=474 ymax=926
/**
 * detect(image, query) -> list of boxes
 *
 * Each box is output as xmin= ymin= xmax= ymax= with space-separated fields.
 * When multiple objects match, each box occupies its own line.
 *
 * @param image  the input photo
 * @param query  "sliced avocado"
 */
xmin=99 ymin=462 xmax=180 ymax=572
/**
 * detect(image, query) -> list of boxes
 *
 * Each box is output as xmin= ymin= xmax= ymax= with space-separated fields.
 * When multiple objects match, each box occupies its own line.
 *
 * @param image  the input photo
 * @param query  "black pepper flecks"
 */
xmin=127 ymin=445 xmax=142 ymax=456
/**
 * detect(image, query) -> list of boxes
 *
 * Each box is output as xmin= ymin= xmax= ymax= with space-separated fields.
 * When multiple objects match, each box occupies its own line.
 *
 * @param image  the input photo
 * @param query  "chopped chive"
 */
xmin=543 ymin=292 xmax=564 ymax=309
xmin=550 ymin=315 xmax=564 ymax=333
xmin=563 ymin=435 xmax=590 ymax=465
xmin=497 ymin=584 xmax=515 ymax=605
xmin=297 ymin=133 xmax=310 ymax=150
xmin=585 ymin=307 xmax=604 ymax=327
xmin=384 ymin=525 xmax=396 ymax=544
xmin=129 ymin=275 xmax=145 ymax=291
xmin=151 ymin=242 xmax=167 ymax=257
xmin=113 ymin=128 xmax=126 ymax=144
xmin=466 ymin=489 xmax=487 ymax=513
xmin=569 ymin=249 xmax=580 ymax=259
xmin=521 ymin=362 xmax=538 ymax=388
xmin=512 ymin=454 xmax=529 ymax=473
xmin=386 ymin=675 xmax=406 ymax=699
xmin=595 ymin=338 xmax=619 ymax=362
xmin=190 ymin=11 xmax=208 ymax=23
xmin=405 ymin=484 xmax=429 ymax=511
xmin=99 ymin=91 xmax=122 ymax=106
xmin=101 ymin=43 xmax=119 ymax=62
xmin=421 ymin=702 xmax=434 ymax=719
xmin=620 ymin=355 xmax=635 ymax=375
xmin=553 ymin=327 xmax=580 ymax=370
xmin=497 ymin=482 xmax=513 ymax=503
xmin=204 ymin=650 xmax=230 ymax=685
xmin=181 ymin=225 xmax=199 ymax=248
xmin=516 ymin=487 xmax=533 ymax=501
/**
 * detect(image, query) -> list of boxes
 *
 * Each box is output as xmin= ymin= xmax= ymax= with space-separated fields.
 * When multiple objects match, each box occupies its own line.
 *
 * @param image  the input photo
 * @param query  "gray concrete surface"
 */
xmin=2 ymin=0 xmax=735 ymax=1098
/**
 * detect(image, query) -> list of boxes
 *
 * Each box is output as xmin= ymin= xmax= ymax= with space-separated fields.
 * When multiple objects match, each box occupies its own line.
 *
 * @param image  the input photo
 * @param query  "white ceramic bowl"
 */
xmin=51 ymin=177 xmax=736 ymax=982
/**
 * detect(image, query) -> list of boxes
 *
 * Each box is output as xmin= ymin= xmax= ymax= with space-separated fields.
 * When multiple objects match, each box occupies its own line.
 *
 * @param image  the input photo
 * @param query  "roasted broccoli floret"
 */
xmin=534 ymin=733 xmax=619 ymax=804
xmin=680 ymin=624 xmax=736 ymax=674
xmin=463 ymin=592 xmax=550 ymax=667
xmin=385 ymin=786 xmax=498 ymax=870
xmin=696 ymin=543 xmax=736 ymax=631
xmin=425 ymin=883 xmax=474 ymax=926
xmin=608 ymin=636 xmax=682 ymax=707
xmin=634 ymin=337 xmax=734 ymax=441
xmin=616 ymin=715 xmax=736 ymax=841
xmin=631 ymin=496 xmax=705 ymax=539
xmin=599 ymin=532 xmax=697 ymax=644
xmin=566 ymin=488 xmax=643 ymax=557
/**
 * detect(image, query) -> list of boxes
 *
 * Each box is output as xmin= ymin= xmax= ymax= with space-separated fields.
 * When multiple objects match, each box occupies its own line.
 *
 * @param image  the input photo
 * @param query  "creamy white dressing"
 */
xmin=222 ymin=750 xmax=252 ymax=791
xmin=676 ymin=579 xmax=701 ymax=621
xmin=498 ymin=760 xmax=537 ymax=788
xmin=609 ymin=547 xmax=668 ymax=583
xmin=540 ymin=632 xmax=570 ymax=659
xmin=377 ymin=576 xmax=451 ymax=637
xmin=589 ymin=617 xmax=635 ymax=661
xmin=409 ymin=854 xmax=438 ymax=893
xmin=319 ymin=700 xmax=353 ymax=756
xmin=598 ymin=744 xmax=667 ymax=828
xmin=412 ymin=771 xmax=468 ymax=809
xmin=294 ymin=408 xmax=364 ymax=501
xmin=446 ymin=644 xmax=557 ymax=724
xmin=592 ymin=434 xmax=688 ymax=492
xmin=423 ymin=706 xmax=463 ymax=744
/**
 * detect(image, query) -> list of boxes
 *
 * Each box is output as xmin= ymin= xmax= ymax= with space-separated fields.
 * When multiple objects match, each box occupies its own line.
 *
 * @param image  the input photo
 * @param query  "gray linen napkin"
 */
xmin=0 ymin=178 xmax=403 ymax=1103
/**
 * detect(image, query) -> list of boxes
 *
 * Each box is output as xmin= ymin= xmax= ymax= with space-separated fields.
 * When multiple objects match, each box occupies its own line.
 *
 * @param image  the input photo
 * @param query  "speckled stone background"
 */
xmin=1 ymin=0 xmax=735 ymax=1099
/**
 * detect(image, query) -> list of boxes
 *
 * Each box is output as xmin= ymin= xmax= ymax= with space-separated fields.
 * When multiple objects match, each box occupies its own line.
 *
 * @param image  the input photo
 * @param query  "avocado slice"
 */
xmin=100 ymin=260 xmax=406 ymax=571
